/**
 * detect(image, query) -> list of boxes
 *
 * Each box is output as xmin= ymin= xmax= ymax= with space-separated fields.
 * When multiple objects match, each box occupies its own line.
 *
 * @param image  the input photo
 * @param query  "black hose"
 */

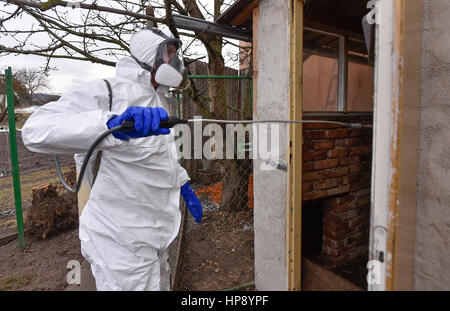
xmin=55 ymin=117 xmax=188 ymax=193
xmin=54 ymin=116 xmax=369 ymax=193
xmin=55 ymin=124 xmax=128 ymax=194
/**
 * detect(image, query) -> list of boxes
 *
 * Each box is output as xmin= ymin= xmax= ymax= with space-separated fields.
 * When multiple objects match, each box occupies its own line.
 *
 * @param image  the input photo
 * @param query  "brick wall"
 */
xmin=302 ymin=115 xmax=373 ymax=266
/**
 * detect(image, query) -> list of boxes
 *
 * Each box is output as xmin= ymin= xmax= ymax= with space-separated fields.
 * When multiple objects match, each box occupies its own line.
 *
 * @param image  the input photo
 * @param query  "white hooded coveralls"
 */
xmin=21 ymin=29 xmax=190 ymax=291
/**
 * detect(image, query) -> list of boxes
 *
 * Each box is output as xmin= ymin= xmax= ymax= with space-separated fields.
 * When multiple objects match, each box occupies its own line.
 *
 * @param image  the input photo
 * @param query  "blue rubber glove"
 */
xmin=180 ymin=182 xmax=203 ymax=223
xmin=107 ymin=106 xmax=170 ymax=140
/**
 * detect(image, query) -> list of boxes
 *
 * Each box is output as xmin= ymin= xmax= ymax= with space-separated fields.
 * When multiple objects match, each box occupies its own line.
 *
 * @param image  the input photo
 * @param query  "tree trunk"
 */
xmin=179 ymin=0 xmax=253 ymax=212
xmin=220 ymin=158 xmax=253 ymax=211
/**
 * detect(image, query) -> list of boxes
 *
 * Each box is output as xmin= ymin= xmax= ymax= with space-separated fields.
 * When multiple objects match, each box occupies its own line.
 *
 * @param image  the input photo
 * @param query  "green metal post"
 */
xmin=5 ymin=67 xmax=25 ymax=249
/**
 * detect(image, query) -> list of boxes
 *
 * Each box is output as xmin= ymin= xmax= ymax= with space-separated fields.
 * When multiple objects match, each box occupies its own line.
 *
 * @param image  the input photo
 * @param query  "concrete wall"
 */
xmin=415 ymin=0 xmax=450 ymax=290
xmin=253 ymin=0 xmax=290 ymax=290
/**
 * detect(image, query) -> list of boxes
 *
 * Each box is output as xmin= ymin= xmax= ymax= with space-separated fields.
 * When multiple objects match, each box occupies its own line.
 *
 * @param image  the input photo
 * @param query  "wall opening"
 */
xmin=301 ymin=199 xmax=323 ymax=257
xmin=301 ymin=25 xmax=374 ymax=291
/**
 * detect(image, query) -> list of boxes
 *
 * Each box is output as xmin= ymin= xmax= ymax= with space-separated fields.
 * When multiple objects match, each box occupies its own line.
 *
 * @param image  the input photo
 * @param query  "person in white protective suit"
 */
xmin=21 ymin=27 xmax=203 ymax=291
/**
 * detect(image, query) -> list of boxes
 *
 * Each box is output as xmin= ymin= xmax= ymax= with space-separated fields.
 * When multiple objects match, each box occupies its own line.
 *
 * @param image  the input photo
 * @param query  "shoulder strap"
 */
xmin=103 ymin=79 xmax=113 ymax=111
xmin=92 ymin=79 xmax=113 ymax=186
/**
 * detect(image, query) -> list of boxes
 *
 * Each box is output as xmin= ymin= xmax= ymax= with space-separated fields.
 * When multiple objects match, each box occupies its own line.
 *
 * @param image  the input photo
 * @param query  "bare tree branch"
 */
xmin=2 ymin=0 xmax=165 ymax=23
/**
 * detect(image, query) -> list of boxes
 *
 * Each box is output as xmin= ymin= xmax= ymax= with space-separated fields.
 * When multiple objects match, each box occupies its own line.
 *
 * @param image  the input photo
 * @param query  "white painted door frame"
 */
xmin=369 ymin=0 xmax=422 ymax=291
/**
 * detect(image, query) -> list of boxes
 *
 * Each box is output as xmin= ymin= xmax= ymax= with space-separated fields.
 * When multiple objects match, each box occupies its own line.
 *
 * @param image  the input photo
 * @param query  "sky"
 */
xmin=0 ymin=0 xmax=239 ymax=95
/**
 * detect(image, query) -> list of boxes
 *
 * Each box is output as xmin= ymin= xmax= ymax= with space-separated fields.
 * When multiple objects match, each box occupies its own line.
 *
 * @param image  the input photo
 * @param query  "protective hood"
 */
xmin=130 ymin=28 xmax=167 ymax=69
xmin=129 ymin=28 xmax=188 ymax=89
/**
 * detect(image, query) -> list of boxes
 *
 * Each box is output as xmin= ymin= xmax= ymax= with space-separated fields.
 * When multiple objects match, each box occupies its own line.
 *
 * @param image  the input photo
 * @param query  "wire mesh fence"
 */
xmin=171 ymin=63 xmax=255 ymax=291
xmin=0 ymin=125 xmax=75 ymax=237
xmin=1 ymin=64 xmax=255 ymax=291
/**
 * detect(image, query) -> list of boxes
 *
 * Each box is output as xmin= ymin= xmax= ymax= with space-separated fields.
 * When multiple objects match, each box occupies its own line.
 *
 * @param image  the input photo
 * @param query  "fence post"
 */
xmin=5 ymin=67 xmax=25 ymax=249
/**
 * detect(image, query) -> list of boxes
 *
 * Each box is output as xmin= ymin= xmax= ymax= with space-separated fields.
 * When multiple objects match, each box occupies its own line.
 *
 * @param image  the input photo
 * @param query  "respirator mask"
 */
xmin=131 ymin=27 xmax=189 ymax=90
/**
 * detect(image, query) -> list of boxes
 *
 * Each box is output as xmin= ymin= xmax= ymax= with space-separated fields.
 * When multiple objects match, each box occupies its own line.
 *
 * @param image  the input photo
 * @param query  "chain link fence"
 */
xmin=171 ymin=62 xmax=255 ymax=291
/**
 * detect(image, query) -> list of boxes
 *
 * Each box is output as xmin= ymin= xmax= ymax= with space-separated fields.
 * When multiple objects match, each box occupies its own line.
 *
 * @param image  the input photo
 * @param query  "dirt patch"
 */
xmin=331 ymin=254 xmax=368 ymax=290
xmin=0 ymin=228 xmax=82 ymax=291
xmin=175 ymin=184 xmax=255 ymax=291
xmin=0 ymin=166 xmax=82 ymax=291
xmin=307 ymin=253 xmax=368 ymax=290
xmin=1 ymin=126 xmax=255 ymax=290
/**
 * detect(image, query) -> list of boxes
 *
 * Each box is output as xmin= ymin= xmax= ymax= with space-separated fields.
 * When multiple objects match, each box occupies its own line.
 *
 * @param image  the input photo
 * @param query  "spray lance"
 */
xmin=55 ymin=117 xmax=371 ymax=193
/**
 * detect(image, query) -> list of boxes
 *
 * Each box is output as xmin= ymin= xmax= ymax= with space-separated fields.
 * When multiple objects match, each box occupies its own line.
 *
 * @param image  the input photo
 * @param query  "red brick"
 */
xmin=328 ymin=148 xmax=349 ymax=158
xmin=324 ymin=247 xmax=341 ymax=258
xmin=303 ymin=140 xmax=314 ymax=151
xmin=314 ymin=158 xmax=339 ymax=170
xmin=323 ymin=228 xmax=338 ymax=240
xmin=362 ymin=136 xmax=373 ymax=145
xmin=303 ymin=122 xmax=341 ymax=129
xmin=303 ymin=167 xmax=349 ymax=181
xmin=336 ymin=222 xmax=352 ymax=234
xmin=354 ymin=205 xmax=370 ymax=219
xmin=303 ymin=150 xmax=328 ymax=161
xmin=327 ymin=202 xmax=351 ymax=213
xmin=303 ymin=161 xmax=314 ymax=172
xmin=355 ymin=196 xmax=370 ymax=208
xmin=323 ymin=237 xmax=345 ymax=249
xmin=312 ymin=130 xmax=327 ymax=139
xmin=326 ymin=185 xmax=350 ymax=197
xmin=348 ymin=215 xmax=367 ymax=228
xmin=350 ymin=128 xmax=366 ymax=137
xmin=323 ymin=211 xmax=340 ymax=223
xmin=302 ymin=131 xmax=313 ymax=139
xmin=336 ymin=137 xmax=361 ymax=147
xmin=344 ymin=231 xmax=366 ymax=245
xmin=339 ymin=209 xmax=359 ymax=221
xmin=349 ymin=164 xmax=362 ymax=174
xmin=302 ymin=182 xmax=313 ymax=193
xmin=357 ymin=189 xmax=371 ymax=197
xmin=323 ymin=218 xmax=338 ymax=232
xmin=314 ymin=140 xmax=335 ymax=150
xmin=313 ymin=177 xmax=341 ymax=190
xmin=348 ymin=173 xmax=362 ymax=183
xmin=302 ymin=190 xmax=326 ymax=201
xmin=342 ymin=176 xmax=349 ymax=185
xmin=349 ymin=146 xmax=367 ymax=155
xmin=335 ymin=194 xmax=355 ymax=204
xmin=303 ymin=171 xmax=324 ymax=182
xmin=339 ymin=156 xmax=360 ymax=165
xmin=350 ymin=183 xmax=362 ymax=192
xmin=363 ymin=145 xmax=372 ymax=153
xmin=326 ymin=129 xmax=351 ymax=139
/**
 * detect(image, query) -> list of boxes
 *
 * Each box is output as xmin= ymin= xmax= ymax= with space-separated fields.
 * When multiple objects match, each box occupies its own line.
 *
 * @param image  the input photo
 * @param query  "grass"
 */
xmin=0 ymin=113 xmax=31 ymax=129
xmin=0 ymin=275 xmax=32 ymax=290
xmin=0 ymin=166 xmax=74 ymax=213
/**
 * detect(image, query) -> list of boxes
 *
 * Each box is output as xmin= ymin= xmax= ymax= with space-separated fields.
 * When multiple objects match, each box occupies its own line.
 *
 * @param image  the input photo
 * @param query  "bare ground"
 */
xmin=1 ymin=129 xmax=255 ymax=291
xmin=174 ymin=193 xmax=255 ymax=291
xmin=0 ymin=228 xmax=83 ymax=291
